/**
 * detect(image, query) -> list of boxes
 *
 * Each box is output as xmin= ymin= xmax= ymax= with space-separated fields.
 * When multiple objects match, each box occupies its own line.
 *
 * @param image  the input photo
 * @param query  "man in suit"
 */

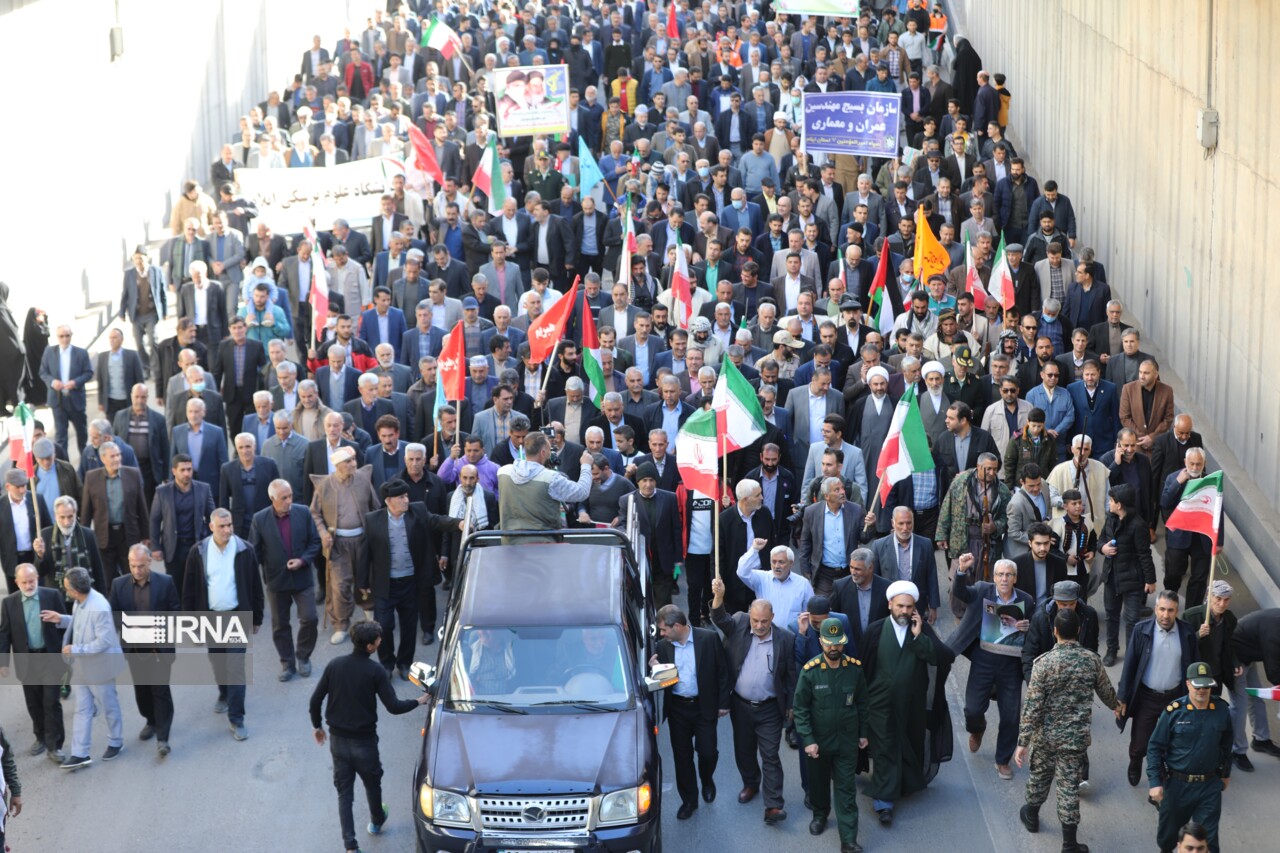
xmin=1119 ymin=360 xmax=1174 ymax=454
xmin=0 ymin=563 xmax=67 ymax=760
xmin=279 ymin=239 xmax=319 ymax=346
xmin=743 ymin=445 xmax=799 ymax=548
xmin=172 ymin=397 xmax=229 ymax=486
xmin=618 ymin=464 xmax=682 ymax=605
xmin=1066 ymin=360 xmax=1120 ymax=458
xmin=870 ymin=507 xmax=940 ymax=623
xmin=79 ymin=443 xmax=149 ymax=581
xmin=112 ymin=384 xmax=168 ymax=502
xmin=400 ymin=303 xmax=448 ymax=367
xmin=108 ymin=544 xmax=181 ymax=755
xmin=364 ymin=415 xmax=409 ymax=494
xmin=1011 ymin=521 xmax=1073 ymax=611
xmin=1005 ymin=463 xmax=1054 ymax=561
xmin=359 ymin=287 xmax=409 ymax=361
xmin=947 ymin=553 xmax=1036 ymax=780
xmin=798 ymin=478 xmax=865 ymax=596
xmin=1086 ymin=299 xmax=1131 ymax=368
xmin=1116 ymin=591 xmax=1197 ymax=786
xmin=370 ymin=195 xmax=409 ymax=256
xmin=302 ymin=412 xmax=360 ymax=505
xmin=218 ymin=433 xmax=280 ymax=539
xmin=262 ymin=412 xmax=309 ymax=497
xmin=39 ymin=324 xmax=95 ymax=455
xmin=529 ymin=201 xmax=577 ymax=289
xmin=709 ymin=573 xmax=797 ymax=825
xmin=0 ymin=469 xmax=51 ymax=593
xmin=360 ymin=480 xmax=461 ymax=678
xmin=94 ymin=329 xmax=146 ymax=421
xmin=50 ymin=566 xmax=126 ymax=769
xmin=934 ymin=401 xmax=1000 ymax=496
xmin=717 ymin=483 xmax=778 ymax=614
xmin=119 ymin=247 xmax=168 ymax=380
xmin=148 ymin=454 xmax=214 ymax=601
xmin=1105 ymin=328 xmax=1152 ymax=389
xmin=178 ymin=265 xmax=229 ymax=348
xmin=478 ymin=243 xmax=526 ymax=316
xmin=830 ymin=548 xmax=892 ymax=653
xmin=249 ymin=478 xmax=321 ymax=681
xmin=183 ymin=508 xmax=264 ymax=741
xmin=315 ymin=346 xmax=362 ymax=411
xmin=588 ymin=392 xmax=649 ymax=455
xmin=344 ymin=374 xmax=396 ymax=441
xmin=783 ymin=368 xmax=843 ymax=481
xmin=654 ymin=604 xmax=733 ymax=820
xmin=213 ymin=319 xmax=268 ymax=439
xmin=1150 ymin=414 xmax=1204 ymax=523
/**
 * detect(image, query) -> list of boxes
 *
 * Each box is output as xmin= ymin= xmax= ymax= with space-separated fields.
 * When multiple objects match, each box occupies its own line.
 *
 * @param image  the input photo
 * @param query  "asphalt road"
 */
xmin=2 ymin=553 xmax=1278 ymax=852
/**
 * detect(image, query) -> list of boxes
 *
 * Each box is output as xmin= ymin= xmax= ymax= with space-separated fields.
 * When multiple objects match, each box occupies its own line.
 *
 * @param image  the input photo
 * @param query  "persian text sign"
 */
xmin=235 ymin=158 xmax=402 ymax=233
xmin=801 ymin=92 xmax=901 ymax=158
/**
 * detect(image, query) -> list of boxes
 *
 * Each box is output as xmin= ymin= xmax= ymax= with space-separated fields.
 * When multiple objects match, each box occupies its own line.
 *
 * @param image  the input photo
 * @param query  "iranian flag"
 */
xmin=437 ymin=320 xmax=468 ymax=401
xmin=616 ymin=196 xmax=637 ymax=295
xmin=9 ymin=402 xmax=35 ymax=477
xmin=470 ymin=133 xmax=506 ymax=215
xmin=1246 ymin=687 xmax=1280 ymax=700
xmin=581 ymin=295 xmax=607 ymax=407
xmin=712 ymin=358 xmax=766 ymax=451
xmin=302 ymin=223 xmax=329 ymax=346
xmin=420 ymin=17 xmax=462 ymax=58
xmin=990 ymin=232 xmax=1016 ymax=312
xmin=1165 ymin=470 xmax=1224 ymax=552
xmin=670 ymin=237 xmax=694 ymax=329
xmin=676 ymin=407 xmax=721 ymax=498
xmin=875 ymin=386 xmax=935 ymax=507
xmin=866 ymin=237 xmax=896 ymax=336
xmin=964 ymin=240 xmax=989 ymax=311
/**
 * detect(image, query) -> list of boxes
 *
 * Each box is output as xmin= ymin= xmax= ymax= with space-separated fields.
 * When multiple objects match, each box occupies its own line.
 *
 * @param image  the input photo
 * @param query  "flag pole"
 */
xmin=1204 ymin=550 xmax=1217 ymax=628
xmin=714 ymin=431 xmax=725 ymax=580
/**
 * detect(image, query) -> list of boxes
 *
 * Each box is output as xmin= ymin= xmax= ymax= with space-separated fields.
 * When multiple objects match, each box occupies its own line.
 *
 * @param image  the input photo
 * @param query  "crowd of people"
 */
xmin=0 ymin=2 xmax=1277 ymax=853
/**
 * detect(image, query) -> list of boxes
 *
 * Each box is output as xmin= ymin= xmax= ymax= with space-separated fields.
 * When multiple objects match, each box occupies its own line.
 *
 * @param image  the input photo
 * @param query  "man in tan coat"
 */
xmin=309 ymin=447 xmax=379 ymax=643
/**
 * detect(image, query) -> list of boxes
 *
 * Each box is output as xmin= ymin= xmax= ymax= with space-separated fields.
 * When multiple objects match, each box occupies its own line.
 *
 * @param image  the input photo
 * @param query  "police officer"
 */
xmin=793 ymin=617 xmax=868 ymax=853
xmin=1014 ymin=607 xmax=1119 ymax=853
xmin=1146 ymin=662 xmax=1233 ymax=853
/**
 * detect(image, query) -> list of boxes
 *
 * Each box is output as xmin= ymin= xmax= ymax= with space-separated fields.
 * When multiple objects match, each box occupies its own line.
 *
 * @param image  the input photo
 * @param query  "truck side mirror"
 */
xmin=645 ymin=662 xmax=678 ymax=693
xmin=408 ymin=661 xmax=437 ymax=692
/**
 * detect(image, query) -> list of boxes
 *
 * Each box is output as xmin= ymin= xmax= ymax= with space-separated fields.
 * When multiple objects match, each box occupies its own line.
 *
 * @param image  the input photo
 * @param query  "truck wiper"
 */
xmin=459 ymin=699 xmax=529 ymax=714
xmin=530 ymin=700 xmax=615 ymax=712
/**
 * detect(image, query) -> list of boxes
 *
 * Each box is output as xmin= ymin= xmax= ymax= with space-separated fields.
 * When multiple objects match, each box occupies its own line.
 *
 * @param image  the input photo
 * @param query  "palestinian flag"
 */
xmin=990 ymin=232 xmax=1016 ymax=311
xmin=875 ymin=386 xmax=935 ymax=507
xmin=470 ymin=133 xmax=506 ymax=215
xmin=676 ymin=407 xmax=720 ymax=498
xmin=712 ymin=359 xmax=766 ymax=452
xmin=420 ymin=18 xmax=462 ymax=59
xmin=1164 ymin=470 xmax=1224 ymax=552
xmin=581 ymin=294 xmax=607 ymax=407
xmin=9 ymin=402 xmax=35 ymax=477
xmin=866 ymin=237 xmax=896 ymax=336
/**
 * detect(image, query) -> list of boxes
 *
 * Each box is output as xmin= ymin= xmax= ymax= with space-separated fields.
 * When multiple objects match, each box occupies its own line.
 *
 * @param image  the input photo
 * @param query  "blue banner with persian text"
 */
xmin=801 ymin=92 xmax=901 ymax=158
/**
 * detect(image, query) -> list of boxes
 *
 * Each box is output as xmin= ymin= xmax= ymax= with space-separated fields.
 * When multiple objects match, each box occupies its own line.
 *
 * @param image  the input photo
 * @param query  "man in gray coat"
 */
xmin=262 ymin=412 xmax=309 ymax=497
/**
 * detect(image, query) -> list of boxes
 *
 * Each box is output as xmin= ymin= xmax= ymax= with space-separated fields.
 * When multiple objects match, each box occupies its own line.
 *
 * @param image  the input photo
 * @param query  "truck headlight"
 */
xmin=420 ymin=785 xmax=472 ymax=826
xmin=597 ymin=783 xmax=651 ymax=826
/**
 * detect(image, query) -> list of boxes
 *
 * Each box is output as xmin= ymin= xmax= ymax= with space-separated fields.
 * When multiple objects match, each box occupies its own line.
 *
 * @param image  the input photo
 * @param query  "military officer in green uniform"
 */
xmin=1147 ymin=661 xmax=1233 ymax=853
xmin=793 ymin=617 xmax=869 ymax=853
xmin=1014 ymin=605 xmax=1119 ymax=853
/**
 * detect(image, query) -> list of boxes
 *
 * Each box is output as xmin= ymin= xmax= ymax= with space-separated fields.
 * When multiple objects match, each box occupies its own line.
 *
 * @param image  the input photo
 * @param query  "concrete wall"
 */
xmin=953 ymin=0 xmax=1280 ymax=587
xmin=0 ymin=0 xmax=353 ymax=335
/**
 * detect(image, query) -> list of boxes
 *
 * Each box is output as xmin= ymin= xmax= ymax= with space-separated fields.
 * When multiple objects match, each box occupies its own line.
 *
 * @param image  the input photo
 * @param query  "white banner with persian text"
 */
xmin=234 ymin=158 xmax=405 ymax=234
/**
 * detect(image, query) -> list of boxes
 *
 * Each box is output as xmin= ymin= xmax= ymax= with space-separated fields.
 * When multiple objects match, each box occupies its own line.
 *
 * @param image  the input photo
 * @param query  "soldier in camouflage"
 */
xmin=1014 ymin=607 xmax=1119 ymax=853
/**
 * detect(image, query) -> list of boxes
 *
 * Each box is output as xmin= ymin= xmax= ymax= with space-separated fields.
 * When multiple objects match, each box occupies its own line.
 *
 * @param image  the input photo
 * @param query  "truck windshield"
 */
xmin=447 ymin=626 xmax=632 ymax=710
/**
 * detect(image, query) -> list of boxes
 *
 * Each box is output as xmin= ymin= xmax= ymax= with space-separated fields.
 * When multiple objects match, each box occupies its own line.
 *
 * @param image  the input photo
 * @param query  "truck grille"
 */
xmin=477 ymin=795 xmax=592 ymax=830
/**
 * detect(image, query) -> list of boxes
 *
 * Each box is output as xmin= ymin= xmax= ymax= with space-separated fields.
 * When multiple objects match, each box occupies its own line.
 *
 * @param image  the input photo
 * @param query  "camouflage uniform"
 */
xmin=1018 ymin=640 xmax=1118 ymax=826
xmin=936 ymin=469 xmax=1010 ymax=562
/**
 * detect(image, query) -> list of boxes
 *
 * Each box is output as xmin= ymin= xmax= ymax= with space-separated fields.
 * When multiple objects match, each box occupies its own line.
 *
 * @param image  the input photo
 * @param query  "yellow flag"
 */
xmin=913 ymin=206 xmax=951 ymax=284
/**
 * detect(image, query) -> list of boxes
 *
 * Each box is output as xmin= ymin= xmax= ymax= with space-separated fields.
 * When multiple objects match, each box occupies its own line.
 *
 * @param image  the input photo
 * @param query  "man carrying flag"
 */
xmin=580 ymin=299 xmax=607 ymax=407
xmin=471 ymin=132 xmax=507 ymax=214
xmin=669 ymin=238 xmax=694 ymax=330
xmin=406 ymin=124 xmax=445 ymax=190
xmin=420 ymin=16 xmax=463 ymax=60
xmin=1161 ymin=451 xmax=1222 ymax=613
xmin=990 ymin=233 xmax=1017 ymax=312
xmin=875 ymin=385 xmax=935 ymax=509
xmin=713 ymin=358 xmax=767 ymax=452
xmin=964 ymin=241 xmax=990 ymax=311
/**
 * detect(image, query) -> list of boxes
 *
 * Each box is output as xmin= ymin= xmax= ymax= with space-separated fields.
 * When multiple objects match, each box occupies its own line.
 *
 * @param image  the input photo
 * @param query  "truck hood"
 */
xmin=428 ymin=709 xmax=640 ymax=795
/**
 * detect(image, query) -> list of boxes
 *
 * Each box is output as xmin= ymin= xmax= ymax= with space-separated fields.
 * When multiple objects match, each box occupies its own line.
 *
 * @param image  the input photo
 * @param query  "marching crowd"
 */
xmin=0 ymin=2 xmax=1276 ymax=853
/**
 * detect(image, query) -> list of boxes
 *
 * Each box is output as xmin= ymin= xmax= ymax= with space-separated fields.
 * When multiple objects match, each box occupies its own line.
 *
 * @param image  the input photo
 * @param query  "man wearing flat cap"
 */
xmin=0 ymin=468 xmax=49 ymax=593
xmin=359 ymin=479 xmax=461 ymax=680
xmin=310 ymin=446 xmax=380 ymax=645
xmin=860 ymin=579 xmax=955 ymax=827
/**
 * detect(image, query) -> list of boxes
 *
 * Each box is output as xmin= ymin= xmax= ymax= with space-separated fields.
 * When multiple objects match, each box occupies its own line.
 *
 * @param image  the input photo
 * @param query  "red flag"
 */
xmin=670 ymin=239 xmax=693 ymax=329
xmin=407 ymin=125 xmax=445 ymax=186
xmin=666 ymin=3 xmax=679 ymax=39
xmin=302 ymin=223 xmax=330 ymax=347
xmin=437 ymin=320 xmax=468 ymax=401
xmin=527 ymin=277 xmax=581 ymax=364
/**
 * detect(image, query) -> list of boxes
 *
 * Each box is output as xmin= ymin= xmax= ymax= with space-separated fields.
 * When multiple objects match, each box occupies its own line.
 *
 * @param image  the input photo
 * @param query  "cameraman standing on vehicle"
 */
xmin=496 ymin=429 xmax=593 ymax=532
xmin=310 ymin=621 xmax=429 ymax=853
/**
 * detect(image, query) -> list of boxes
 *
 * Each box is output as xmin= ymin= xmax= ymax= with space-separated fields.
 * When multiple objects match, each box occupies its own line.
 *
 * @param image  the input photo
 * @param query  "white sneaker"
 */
xmin=330 ymin=630 xmax=349 ymax=644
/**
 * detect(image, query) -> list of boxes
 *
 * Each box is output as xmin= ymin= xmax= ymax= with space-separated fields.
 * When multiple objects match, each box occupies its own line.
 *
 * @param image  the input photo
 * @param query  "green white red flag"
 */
xmin=712 ymin=358 xmax=766 ymax=452
xmin=676 ymin=407 xmax=720 ymax=498
xmin=670 ymin=237 xmax=693 ymax=329
xmin=1164 ymin=470 xmax=1224 ymax=553
xmin=875 ymin=385 xmax=935 ymax=507
xmin=965 ymin=240 xmax=989 ymax=311
xmin=990 ymin=232 xmax=1016 ymax=312
xmin=420 ymin=18 xmax=462 ymax=58
xmin=1246 ymin=686 xmax=1280 ymax=700
xmin=9 ymin=403 xmax=35 ymax=477
xmin=470 ymin=133 xmax=506 ymax=214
